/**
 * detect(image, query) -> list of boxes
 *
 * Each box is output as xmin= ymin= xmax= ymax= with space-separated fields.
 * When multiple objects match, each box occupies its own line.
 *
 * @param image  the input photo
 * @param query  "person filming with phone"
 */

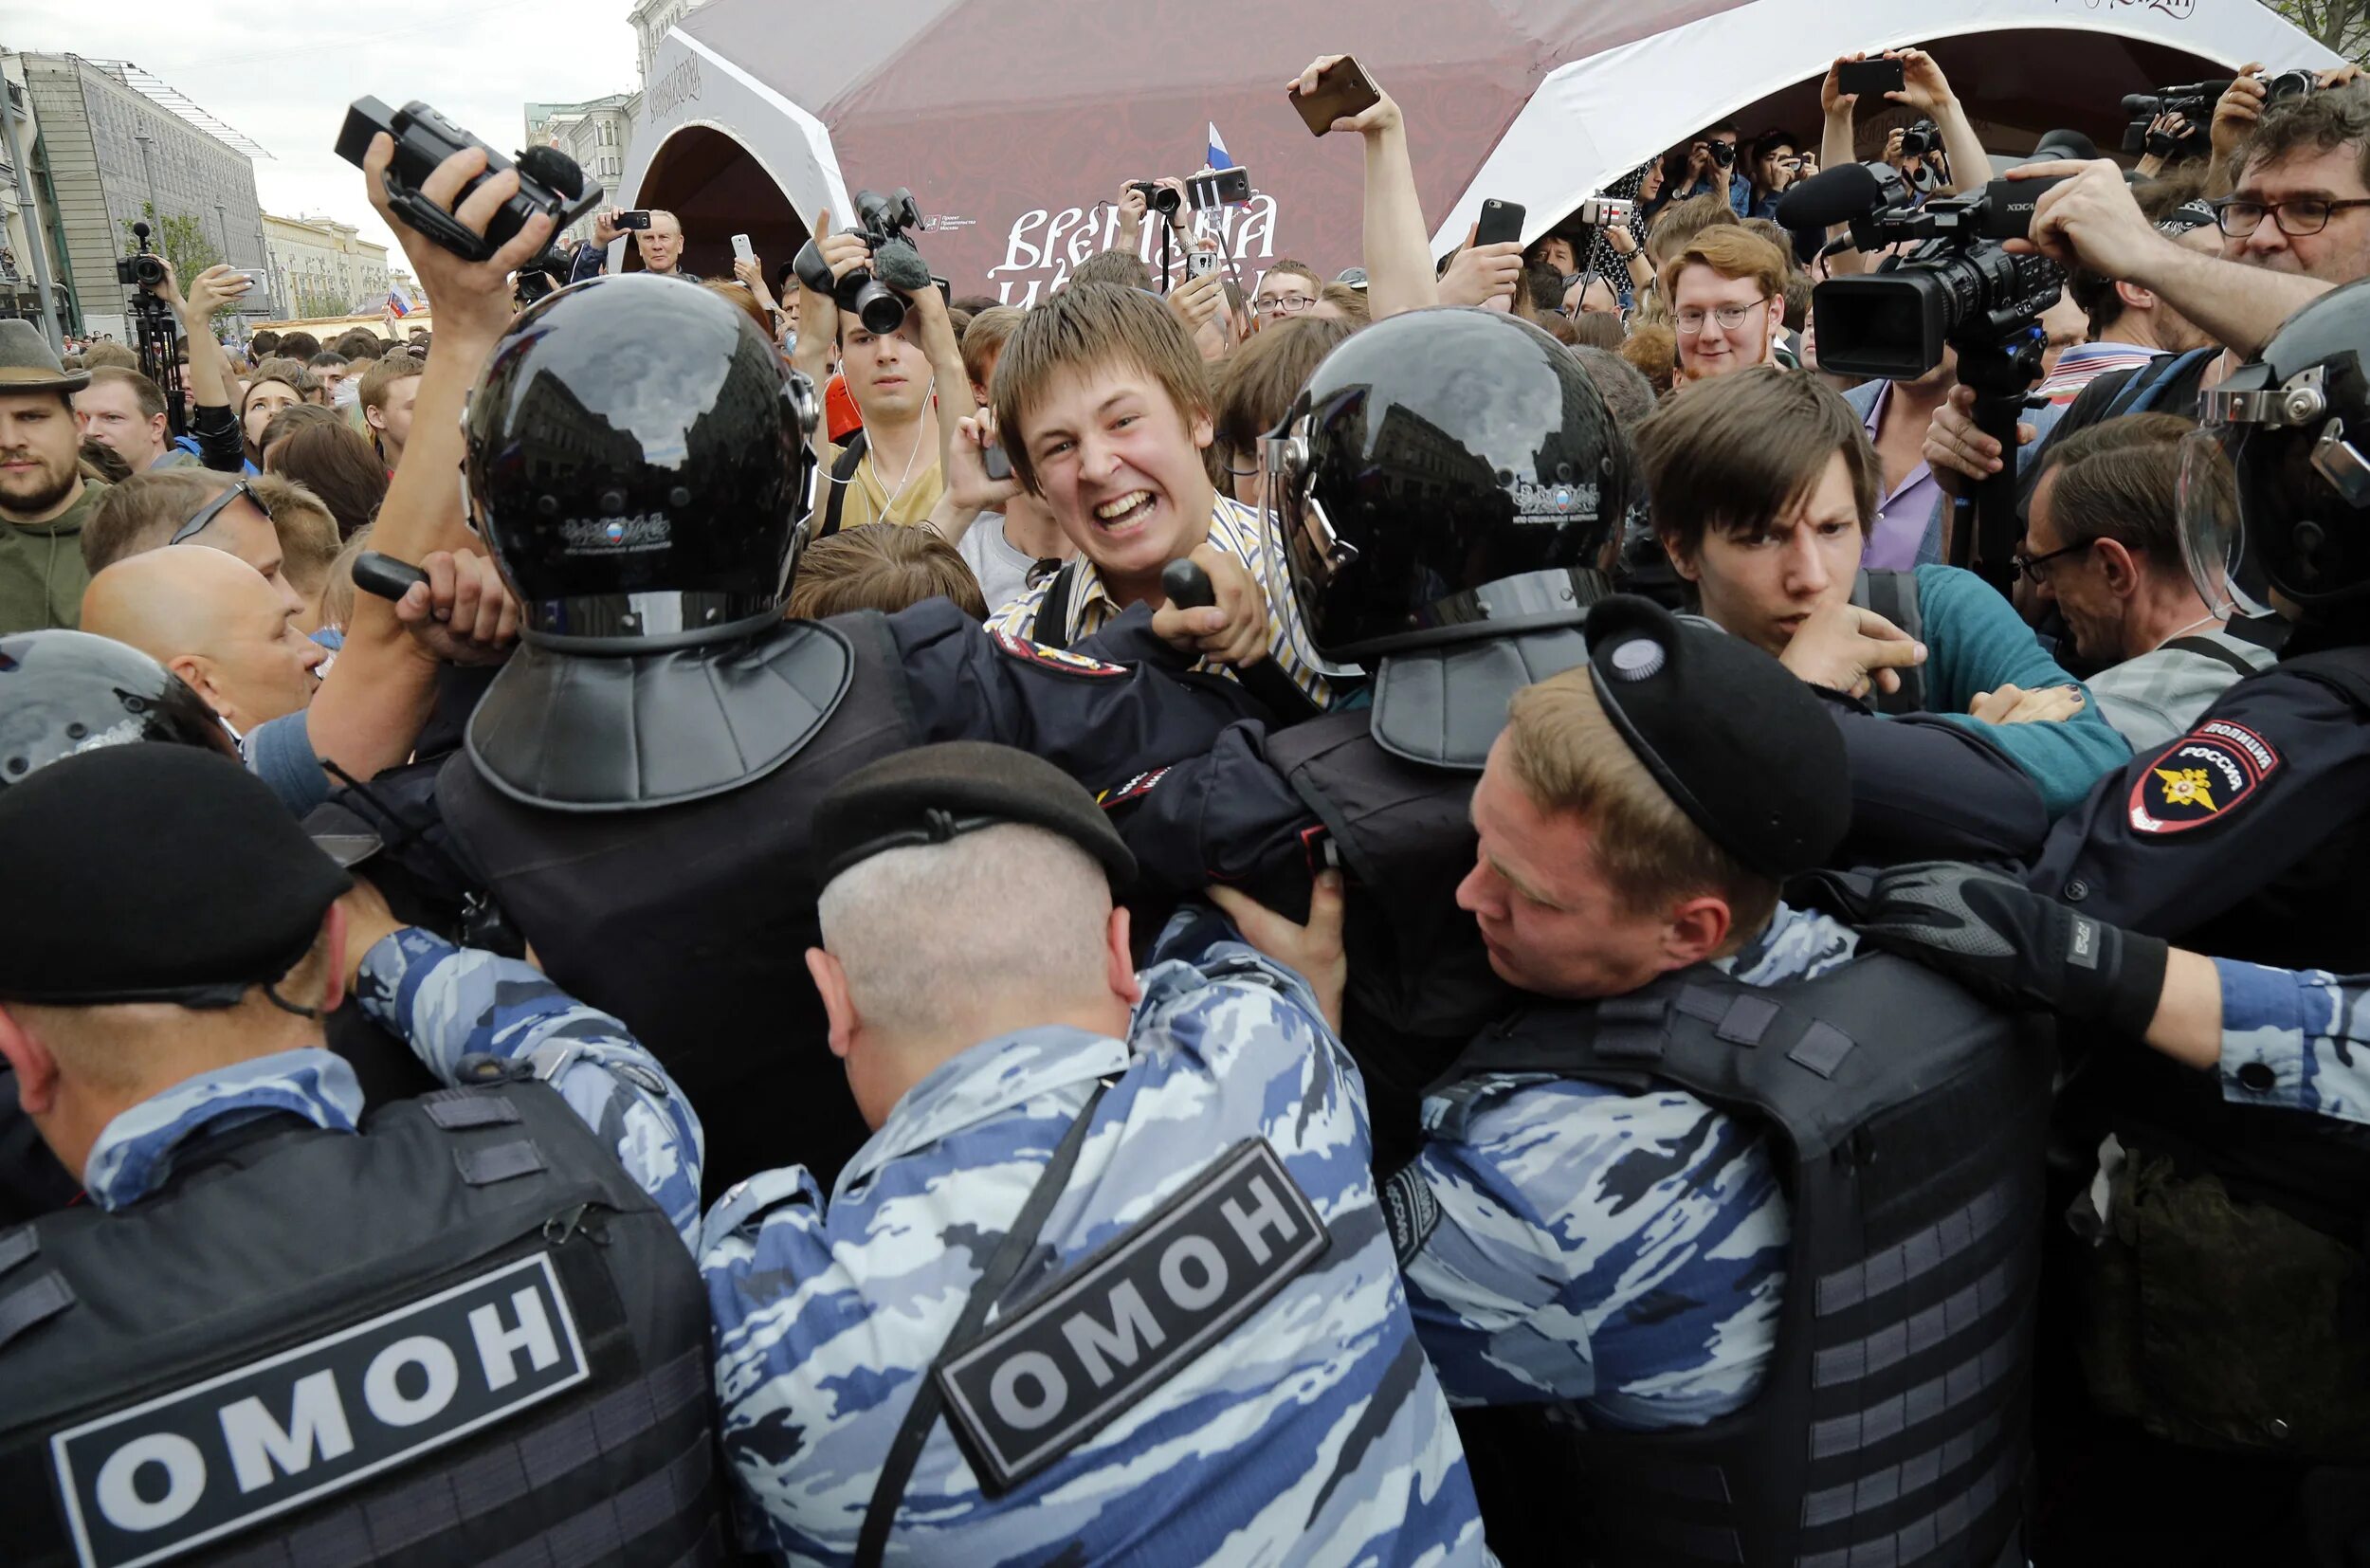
xmin=568 ymin=206 xmax=698 ymax=283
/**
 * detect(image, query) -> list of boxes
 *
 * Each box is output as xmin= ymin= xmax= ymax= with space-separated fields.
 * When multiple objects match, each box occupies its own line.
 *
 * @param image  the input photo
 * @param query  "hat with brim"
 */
xmin=0 ymin=319 xmax=88 ymax=393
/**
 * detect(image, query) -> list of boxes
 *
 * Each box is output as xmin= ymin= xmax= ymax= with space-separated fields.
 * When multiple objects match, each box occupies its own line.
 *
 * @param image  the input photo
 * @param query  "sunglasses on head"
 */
xmin=171 ymin=480 xmax=268 ymax=546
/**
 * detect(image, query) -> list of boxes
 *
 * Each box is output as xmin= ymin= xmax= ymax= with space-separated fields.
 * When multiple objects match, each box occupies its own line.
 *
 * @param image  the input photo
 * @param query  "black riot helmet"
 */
xmin=2179 ymin=275 xmax=2370 ymax=620
xmin=1260 ymin=307 xmax=1632 ymax=673
xmin=0 ymin=630 xmax=234 ymax=788
xmin=464 ymin=274 xmax=821 ymax=651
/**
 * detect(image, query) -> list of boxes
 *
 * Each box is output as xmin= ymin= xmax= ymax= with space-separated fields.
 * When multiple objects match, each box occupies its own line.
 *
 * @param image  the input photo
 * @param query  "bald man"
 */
xmin=82 ymin=544 xmax=522 ymax=815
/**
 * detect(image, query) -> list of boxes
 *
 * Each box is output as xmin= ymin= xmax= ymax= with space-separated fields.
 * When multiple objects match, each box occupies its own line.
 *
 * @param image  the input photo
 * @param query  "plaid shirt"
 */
xmin=986 ymin=497 xmax=1334 ymax=706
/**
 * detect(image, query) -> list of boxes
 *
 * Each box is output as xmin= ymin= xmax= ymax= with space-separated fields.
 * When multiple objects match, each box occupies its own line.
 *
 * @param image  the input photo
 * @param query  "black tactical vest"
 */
xmin=1431 ymin=955 xmax=2052 ymax=1568
xmin=438 ymin=611 xmax=920 ymax=1200
xmin=1263 ymin=711 xmax=1516 ymax=1173
xmin=0 ymin=1072 xmax=728 ymax=1568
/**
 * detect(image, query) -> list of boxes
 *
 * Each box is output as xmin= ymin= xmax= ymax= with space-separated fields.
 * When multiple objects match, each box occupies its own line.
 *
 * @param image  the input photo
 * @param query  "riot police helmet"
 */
xmin=0 ymin=629 xmax=232 ymax=789
xmin=2180 ymin=275 xmax=2370 ymax=617
xmin=1259 ymin=307 xmax=1632 ymax=675
xmin=464 ymin=273 xmax=821 ymax=651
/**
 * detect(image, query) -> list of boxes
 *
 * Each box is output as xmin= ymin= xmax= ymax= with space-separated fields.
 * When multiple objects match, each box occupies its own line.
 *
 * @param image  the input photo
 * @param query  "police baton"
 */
xmin=1160 ymin=557 xmax=1322 ymax=727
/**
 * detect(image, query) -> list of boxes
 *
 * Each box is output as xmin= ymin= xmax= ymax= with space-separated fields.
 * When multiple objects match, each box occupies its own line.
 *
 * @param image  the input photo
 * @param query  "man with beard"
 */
xmin=0 ymin=322 xmax=104 ymax=633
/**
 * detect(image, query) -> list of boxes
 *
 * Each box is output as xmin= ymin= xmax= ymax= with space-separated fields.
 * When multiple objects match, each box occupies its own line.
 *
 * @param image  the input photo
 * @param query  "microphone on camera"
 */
xmin=516 ymin=145 xmax=587 ymax=201
xmin=1773 ymin=161 xmax=1894 ymax=232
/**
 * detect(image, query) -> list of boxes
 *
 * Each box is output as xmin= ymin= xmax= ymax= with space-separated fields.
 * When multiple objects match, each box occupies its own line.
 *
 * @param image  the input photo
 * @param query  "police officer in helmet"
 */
xmin=2012 ymin=274 xmax=2370 ymax=1560
xmin=410 ymin=265 xmax=1266 ymax=1202
xmin=0 ymin=744 xmax=727 ymax=1566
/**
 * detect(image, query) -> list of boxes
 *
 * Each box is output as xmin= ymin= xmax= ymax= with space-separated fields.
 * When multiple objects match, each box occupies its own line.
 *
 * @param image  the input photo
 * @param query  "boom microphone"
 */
xmin=1774 ymin=161 xmax=1895 ymax=232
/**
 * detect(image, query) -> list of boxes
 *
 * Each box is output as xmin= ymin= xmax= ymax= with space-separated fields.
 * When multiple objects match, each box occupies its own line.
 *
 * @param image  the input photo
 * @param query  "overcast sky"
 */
xmin=8 ymin=2 xmax=640 ymax=261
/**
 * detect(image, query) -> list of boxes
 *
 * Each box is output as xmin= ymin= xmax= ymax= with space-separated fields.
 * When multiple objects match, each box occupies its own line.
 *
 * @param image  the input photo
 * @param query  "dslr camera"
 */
xmin=336 ymin=97 xmax=603 ymax=263
xmin=1808 ymin=141 xmax=2077 ymax=381
xmin=116 ymin=222 xmax=167 ymax=289
xmin=793 ymin=188 xmax=931 ymax=336
xmin=1130 ymin=179 xmax=1183 ymax=217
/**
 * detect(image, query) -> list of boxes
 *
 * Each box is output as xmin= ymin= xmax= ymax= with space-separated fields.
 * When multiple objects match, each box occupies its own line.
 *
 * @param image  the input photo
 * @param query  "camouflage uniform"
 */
xmin=2214 ymin=957 xmax=2370 ymax=1127
xmin=82 ymin=928 xmax=705 ymax=1243
xmin=699 ymin=909 xmax=1488 ymax=1566
xmin=1400 ymin=903 xmax=1858 ymax=1428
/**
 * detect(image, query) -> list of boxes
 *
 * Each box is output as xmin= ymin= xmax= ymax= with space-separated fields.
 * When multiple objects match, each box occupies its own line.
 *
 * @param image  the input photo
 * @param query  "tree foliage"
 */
xmin=2267 ymin=0 xmax=2370 ymax=64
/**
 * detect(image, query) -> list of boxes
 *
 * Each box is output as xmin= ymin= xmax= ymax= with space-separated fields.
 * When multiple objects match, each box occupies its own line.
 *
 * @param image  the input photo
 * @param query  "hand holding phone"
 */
xmin=1474 ymin=199 xmax=1525 ymax=248
xmin=618 ymin=210 xmax=652 ymax=231
xmin=1836 ymin=57 xmax=1905 ymax=100
xmin=731 ymin=233 xmax=755 ymax=262
xmin=1290 ymin=54 xmax=1383 ymax=136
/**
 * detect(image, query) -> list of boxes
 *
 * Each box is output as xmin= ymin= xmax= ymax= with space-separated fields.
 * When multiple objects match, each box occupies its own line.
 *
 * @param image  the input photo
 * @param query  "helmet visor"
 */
xmin=1257 ymin=426 xmax=1367 ymax=682
xmin=2176 ymin=424 xmax=2271 ymax=621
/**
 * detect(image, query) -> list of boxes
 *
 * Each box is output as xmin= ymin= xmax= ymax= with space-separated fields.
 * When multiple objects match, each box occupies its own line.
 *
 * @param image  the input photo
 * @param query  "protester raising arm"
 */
xmin=1887 ymin=49 xmax=1989 ymax=201
xmin=1291 ymin=55 xmax=1437 ymax=320
xmin=157 ymin=260 xmax=253 ymax=473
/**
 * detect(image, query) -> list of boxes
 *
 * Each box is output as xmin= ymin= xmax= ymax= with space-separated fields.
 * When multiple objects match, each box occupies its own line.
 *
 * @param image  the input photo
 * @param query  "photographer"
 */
xmin=154 ymin=259 xmax=257 ymax=474
xmin=1108 ymin=175 xmax=1192 ymax=266
xmin=1816 ymin=49 xmax=1991 ymax=273
xmin=1667 ymin=120 xmax=1744 ymax=215
xmin=793 ymin=204 xmax=966 ymax=533
xmin=568 ymin=206 xmax=697 ymax=283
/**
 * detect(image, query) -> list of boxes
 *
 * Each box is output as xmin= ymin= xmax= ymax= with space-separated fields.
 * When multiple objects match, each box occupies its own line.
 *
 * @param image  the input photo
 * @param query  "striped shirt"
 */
xmin=987 ymin=497 xmax=1335 ymax=707
xmin=2035 ymin=341 xmax=2161 ymax=405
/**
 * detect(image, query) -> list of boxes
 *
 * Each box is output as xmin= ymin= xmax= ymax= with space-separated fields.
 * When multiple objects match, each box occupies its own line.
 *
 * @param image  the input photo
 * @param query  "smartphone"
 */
xmin=731 ymin=233 xmax=755 ymax=261
xmin=1290 ymin=55 xmax=1382 ymax=137
xmin=1837 ymin=58 xmax=1905 ymax=99
xmin=1475 ymin=199 xmax=1525 ymax=248
xmin=1186 ymin=168 xmax=1252 ymax=211
xmin=982 ymin=442 xmax=1013 ymax=483
xmin=1575 ymin=197 xmax=1633 ymax=228
xmin=1187 ymin=248 xmax=1221 ymax=282
xmin=234 ymin=267 xmax=270 ymax=291
xmin=618 ymin=210 xmax=652 ymax=230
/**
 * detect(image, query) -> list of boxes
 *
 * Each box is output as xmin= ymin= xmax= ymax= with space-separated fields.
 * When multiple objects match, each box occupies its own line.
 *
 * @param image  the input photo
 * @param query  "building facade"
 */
xmin=18 ymin=53 xmax=266 ymax=342
xmin=262 ymin=212 xmax=392 ymax=322
xmin=629 ymin=0 xmax=709 ymax=91
xmin=524 ymin=93 xmax=638 ymax=247
xmin=0 ymin=55 xmax=74 ymax=337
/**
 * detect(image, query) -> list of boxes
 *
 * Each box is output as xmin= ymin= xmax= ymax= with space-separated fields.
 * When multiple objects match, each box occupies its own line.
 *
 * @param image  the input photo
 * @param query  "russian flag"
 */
xmin=1206 ymin=122 xmax=1234 ymax=171
xmin=386 ymin=289 xmax=410 ymax=319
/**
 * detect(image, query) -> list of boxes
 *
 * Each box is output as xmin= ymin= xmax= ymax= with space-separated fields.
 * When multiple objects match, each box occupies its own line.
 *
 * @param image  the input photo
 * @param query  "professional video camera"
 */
xmin=792 ymin=188 xmax=931 ymax=336
xmin=512 ymin=247 xmax=574 ymax=308
xmin=1779 ymin=134 xmax=2086 ymax=587
xmin=335 ymin=98 xmax=603 ymax=263
xmin=115 ymin=222 xmax=186 ymax=436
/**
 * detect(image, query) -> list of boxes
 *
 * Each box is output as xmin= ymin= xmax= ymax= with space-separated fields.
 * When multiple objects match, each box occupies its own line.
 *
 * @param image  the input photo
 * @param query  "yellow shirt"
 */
xmin=818 ymin=435 xmax=944 ymax=531
xmin=985 ymin=498 xmax=1333 ymax=707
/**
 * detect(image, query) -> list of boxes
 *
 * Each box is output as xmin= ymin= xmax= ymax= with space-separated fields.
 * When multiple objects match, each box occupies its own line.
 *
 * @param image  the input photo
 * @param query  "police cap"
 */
xmin=0 ymin=745 xmax=353 ymax=1006
xmin=1583 ymin=595 xmax=1850 ymax=882
xmin=814 ymin=742 xmax=1137 ymax=889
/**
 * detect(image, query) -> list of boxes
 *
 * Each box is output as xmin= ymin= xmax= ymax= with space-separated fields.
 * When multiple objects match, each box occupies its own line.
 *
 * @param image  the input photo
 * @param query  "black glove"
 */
xmin=1858 ymin=861 xmax=2169 ymax=1036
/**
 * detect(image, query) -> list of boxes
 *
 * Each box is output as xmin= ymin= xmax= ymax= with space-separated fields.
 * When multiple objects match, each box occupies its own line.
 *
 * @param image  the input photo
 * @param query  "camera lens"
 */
xmin=134 ymin=256 xmax=167 ymax=286
xmin=1150 ymin=187 xmax=1181 ymax=216
xmin=852 ymin=278 xmax=907 ymax=337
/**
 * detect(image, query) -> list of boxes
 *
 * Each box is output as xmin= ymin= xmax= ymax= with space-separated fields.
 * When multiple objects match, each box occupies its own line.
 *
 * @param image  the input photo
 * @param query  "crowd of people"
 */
xmin=2 ymin=37 xmax=2369 ymax=1568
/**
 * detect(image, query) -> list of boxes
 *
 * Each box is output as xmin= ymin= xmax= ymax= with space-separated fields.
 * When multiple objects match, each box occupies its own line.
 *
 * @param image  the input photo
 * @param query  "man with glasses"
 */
xmin=1250 ymin=259 xmax=1323 ymax=322
xmin=1663 ymin=228 xmax=1787 ymax=384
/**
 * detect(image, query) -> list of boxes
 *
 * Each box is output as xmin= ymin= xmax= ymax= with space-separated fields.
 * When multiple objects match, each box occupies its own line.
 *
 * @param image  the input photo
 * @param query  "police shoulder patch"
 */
xmin=991 ymin=629 xmax=1127 ymax=680
xmin=1097 ymin=768 xmax=1169 ymax=809
xmin=2129 ymin=719 xmax=2282 ymax=835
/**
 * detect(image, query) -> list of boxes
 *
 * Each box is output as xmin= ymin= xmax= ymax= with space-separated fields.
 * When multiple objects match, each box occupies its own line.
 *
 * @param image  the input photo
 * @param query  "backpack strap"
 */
xmin=1850 ymin=569 xmax=1927 ymax=715
xmin=1032 ymin=560 xmax=1080 ymax=647
xmin=2160 ymin=634 xmax=2266 ymax=682
xmin=2279 ymin=644 xmax=2370 ymax=715
xmin=2104 ymin=347 xmax=2214 ymax=419
xmin=818 ymin=428 xmax=869 ymax=540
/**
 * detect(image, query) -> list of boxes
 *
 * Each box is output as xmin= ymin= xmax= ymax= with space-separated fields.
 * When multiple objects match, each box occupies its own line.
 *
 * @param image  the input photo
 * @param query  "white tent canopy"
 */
xmin=1431 ymin=0 xmax=2345 ymax=254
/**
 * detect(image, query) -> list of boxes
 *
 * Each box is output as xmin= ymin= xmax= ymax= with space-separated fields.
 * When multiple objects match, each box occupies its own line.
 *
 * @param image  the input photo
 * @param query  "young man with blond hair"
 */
xmin=1663 ymin=226 xmax=1791 ymax=383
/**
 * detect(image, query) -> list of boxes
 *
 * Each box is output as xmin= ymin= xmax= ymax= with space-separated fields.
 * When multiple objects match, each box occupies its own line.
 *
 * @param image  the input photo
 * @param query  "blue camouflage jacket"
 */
xmin=2215 ymin=957 xmax=2370 ymax=1127
xmin=82 ymin=929 xmax=705 ymax=1247
xmin=1401 ymin=903 xmax=1859 ymax=1431
xmin=699 ymin=910 xmax=1489 ymax=1568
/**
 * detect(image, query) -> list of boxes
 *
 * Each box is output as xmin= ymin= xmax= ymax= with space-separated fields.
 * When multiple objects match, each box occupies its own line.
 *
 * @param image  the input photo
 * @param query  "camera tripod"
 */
xmin=1945 ymin=328 xmax=2049 ymax=595
xmin=128 ymin=289 xmax=189 ymax=439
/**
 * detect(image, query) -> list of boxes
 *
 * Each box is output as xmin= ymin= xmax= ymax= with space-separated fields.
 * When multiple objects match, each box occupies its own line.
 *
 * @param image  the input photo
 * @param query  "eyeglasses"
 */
xmin=2010 ymin=538 xmax=2092 ymax=584
xmin=2210 ymin=195 xmax=2370 ymax=238
xmin=1674 ymin=297 xmax=1773 ymax=334
xmin=1255 ymin=294 xmax=1316 ymax=316
xmin=171 ymin=480 xmax=268 ymax=545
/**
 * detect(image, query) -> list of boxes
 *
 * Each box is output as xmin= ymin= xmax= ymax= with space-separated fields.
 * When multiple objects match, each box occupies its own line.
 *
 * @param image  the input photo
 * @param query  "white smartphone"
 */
xmin=1187 ymin=249 xmax=1221 ymax=281
xmin=731 ymin=233 xmax=755 ymax=262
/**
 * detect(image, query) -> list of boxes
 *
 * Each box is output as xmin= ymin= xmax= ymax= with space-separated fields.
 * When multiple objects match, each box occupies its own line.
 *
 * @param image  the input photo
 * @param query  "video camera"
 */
xmin=115 ymin=224 xmax=167 ymax=289
xmin=2120 ymin=69 xmax=2319 ymax=157
xmin=792 ymin=187 xmax=931 ymax=336
xmin=513 ymin=247 xmax=574 ymax=308
xmin=335 ymin=98 xmax=603 ymax=264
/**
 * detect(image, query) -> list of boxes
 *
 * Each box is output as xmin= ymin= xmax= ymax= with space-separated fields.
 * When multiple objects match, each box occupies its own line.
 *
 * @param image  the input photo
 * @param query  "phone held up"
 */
xmin=1289 ymin=55 xmax=1382 ymax=136
xmin=1836 ymin=57 xmax=1905 ymax=99
xmin=1187 ymin=249 xmax=1222 ymax=282
xmin=731 ymin=233 xmax=756 ymax=262
xmin=1475 ymin=199 xmax=1525 ymax=249
xmin=1575 ymin=197 xmax=1632 ymax=229
xmin=617 ymin=210 xmax=652 ymax=231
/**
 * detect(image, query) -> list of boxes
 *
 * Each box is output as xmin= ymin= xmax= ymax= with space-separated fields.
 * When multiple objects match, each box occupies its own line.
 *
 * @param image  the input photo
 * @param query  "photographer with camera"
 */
xmin=793 ymin=194 xmax=965 ymax=533
xmin=1110 ymin=175 xmax=1192 ymax=266
xmin=1666 ymin=120 xmax=1744 ymax=215
xmin=568 ymin=205 xmax=697 ymax=283
xmin=1816 ymin=49 xmax=1991 ymax=273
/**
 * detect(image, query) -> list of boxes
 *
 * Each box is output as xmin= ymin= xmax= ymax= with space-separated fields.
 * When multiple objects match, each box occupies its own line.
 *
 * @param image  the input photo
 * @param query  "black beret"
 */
xmin=814 ymin=741 xmax=1137 ymax=889
xmin=0 ymin=745 xmax=353 ymax=1006
xmin=1583 ymin=595 xmax=1850 ymax=881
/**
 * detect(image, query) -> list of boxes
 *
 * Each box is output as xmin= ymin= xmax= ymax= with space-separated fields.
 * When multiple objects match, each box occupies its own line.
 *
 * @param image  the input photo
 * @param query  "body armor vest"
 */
xmin=1432 ymin=954 xmax=2051 ymax=1568
xmin=0 ymin=1072 xmax=727 ymax=1568
xmin=438 ymin=611 xmax=920 ymax=1199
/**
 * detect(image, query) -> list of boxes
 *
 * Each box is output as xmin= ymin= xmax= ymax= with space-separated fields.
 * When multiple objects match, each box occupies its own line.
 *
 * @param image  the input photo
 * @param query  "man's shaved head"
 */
xmin=82 ymin=549 xmax=324 ymax=733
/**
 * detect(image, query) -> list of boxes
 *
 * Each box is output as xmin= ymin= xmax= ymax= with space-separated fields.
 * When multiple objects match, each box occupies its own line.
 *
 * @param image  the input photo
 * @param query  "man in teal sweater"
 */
xmin=1636 ymin=368 xmax=2128 ymax=825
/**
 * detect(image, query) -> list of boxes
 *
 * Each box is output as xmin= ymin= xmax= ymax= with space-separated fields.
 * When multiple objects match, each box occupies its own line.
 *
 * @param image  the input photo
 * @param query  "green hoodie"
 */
xmin=0 ymin=478 xmax=105 ymax=634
